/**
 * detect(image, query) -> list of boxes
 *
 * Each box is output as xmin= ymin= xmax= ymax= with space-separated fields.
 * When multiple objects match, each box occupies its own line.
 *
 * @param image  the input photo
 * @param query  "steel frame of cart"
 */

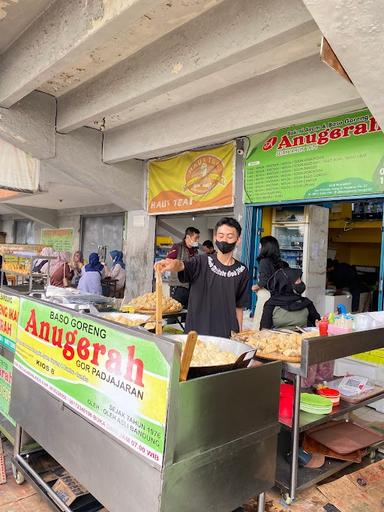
xmin=274 ymin=328 xmax=384 ymax=503
xmin=5 ymin=290 xmax=282 ymax=512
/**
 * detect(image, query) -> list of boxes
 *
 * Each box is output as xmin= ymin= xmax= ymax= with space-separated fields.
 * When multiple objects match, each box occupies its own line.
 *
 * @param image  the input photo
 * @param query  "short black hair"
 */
xmin=184 ymin=226 xmax=200 ymax=237
xmin=202 ymin=240 xmax=214 ymax=249
xmin=214 ymin=217 xmax=242 ymax=237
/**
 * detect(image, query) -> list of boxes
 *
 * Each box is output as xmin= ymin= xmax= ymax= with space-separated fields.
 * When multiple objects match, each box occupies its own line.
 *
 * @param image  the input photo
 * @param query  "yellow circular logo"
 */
xmin=184 ymin=155 xmax=225 ymax=195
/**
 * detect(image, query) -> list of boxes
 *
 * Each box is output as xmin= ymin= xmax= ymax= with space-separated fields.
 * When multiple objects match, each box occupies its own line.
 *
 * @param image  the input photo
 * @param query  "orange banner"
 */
xmin=147 ymin=142 xmax=235 ymax=214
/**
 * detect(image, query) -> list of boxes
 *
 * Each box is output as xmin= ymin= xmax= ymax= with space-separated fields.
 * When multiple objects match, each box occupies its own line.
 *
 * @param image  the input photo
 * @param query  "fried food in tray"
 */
xmin=183 ymin=339 xmax=237 ymax=367
xmin=233 ymin=329 xmax=319 ymax=361
xmin=103 ymin=313 xmax=150 ymax=327
xmin=122 ymin=292 xmax=182 ymax=314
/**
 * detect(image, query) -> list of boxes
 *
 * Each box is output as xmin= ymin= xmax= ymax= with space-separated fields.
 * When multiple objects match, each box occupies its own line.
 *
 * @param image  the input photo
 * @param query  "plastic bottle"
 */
xmin=318 ymin=317 xmax=329 ymax=336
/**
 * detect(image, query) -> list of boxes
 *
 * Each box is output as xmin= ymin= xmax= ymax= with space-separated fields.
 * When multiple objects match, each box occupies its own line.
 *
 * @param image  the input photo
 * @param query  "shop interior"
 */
xmin=260 ymin=199 xmax=383 ymax=315
xmin=154 ymin=209 xmax=234 ymax=293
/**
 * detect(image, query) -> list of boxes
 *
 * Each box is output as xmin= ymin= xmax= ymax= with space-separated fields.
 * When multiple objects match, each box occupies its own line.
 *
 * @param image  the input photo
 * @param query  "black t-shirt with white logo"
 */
xmin=178 ymin=253 xmax=250 ymax=338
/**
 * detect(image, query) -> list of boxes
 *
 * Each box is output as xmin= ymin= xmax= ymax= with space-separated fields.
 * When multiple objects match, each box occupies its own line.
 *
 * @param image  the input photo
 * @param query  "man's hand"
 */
xmin=155 ymin=258 xmax=185 ymax=273
xmin=252 ymin=284 xmax=260 ymax=292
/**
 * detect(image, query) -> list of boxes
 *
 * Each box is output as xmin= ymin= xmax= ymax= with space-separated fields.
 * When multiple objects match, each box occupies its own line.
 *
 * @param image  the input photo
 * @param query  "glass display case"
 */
xmin=273 ymin=225 xmax=304 ymax=269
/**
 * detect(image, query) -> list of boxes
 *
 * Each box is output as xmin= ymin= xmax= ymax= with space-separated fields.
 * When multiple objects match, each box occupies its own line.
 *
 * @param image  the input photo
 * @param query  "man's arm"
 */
xmin=236 ymin=307 xmax=244 ymax=332
xmin=156 ymin=258 xmax=185 ymax=273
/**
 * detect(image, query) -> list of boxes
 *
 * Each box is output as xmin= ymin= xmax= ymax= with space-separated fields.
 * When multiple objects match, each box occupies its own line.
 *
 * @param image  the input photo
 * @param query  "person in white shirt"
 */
xmin=105 ymin=250 xmax=126 ymax=295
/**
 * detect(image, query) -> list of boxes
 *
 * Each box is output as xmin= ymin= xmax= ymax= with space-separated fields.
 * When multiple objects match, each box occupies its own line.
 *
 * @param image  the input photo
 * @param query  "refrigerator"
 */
xmin=272 ymin=205 xmax=329 ymax=315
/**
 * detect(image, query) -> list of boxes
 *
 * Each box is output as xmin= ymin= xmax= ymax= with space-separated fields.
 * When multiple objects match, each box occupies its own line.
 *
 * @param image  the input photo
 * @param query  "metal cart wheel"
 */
xmin=12 ymin=463 xmax=25 ymax=485
xmin=282 ymin=492 xmax=293 ymax=505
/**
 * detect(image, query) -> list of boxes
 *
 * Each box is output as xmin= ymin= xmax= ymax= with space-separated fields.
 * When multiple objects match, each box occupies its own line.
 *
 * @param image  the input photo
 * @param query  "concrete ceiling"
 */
xmin=0 ymin=0 xmax=53 ymax=54
xmin=0 ymin=0 xmax=374 ymax=216
xmin=4 ymin=183 xmax=109 ymax=209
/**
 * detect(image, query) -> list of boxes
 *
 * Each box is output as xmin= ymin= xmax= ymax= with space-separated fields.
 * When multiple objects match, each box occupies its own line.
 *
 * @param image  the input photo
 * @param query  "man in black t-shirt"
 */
xmin=157 ymin=217 xmax=249 ymax=338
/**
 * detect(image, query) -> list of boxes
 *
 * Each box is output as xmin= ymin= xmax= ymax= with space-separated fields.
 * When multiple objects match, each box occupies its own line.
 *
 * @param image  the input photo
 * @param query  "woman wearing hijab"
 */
xmin=105 ymin=250 xmax=126 ymax=295
xmin=50 ymin=252 xmax=73 ymax=288
xmin=260 ymin=267 xmax=320 ymax=330
xmin=252 ymin=236 xmax=286 ymax=330
xmin=69 ymin=250 xmax=84 ymax=287
xmin=0 ymin=256 xmax=8 ymax=286
xmin=77 ymin=253 xmax=105 ymax=295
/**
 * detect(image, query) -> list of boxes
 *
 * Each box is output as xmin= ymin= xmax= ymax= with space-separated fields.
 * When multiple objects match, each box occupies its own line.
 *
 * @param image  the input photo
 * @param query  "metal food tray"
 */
xmin=165 ymin=334 xmax=255 ymax=378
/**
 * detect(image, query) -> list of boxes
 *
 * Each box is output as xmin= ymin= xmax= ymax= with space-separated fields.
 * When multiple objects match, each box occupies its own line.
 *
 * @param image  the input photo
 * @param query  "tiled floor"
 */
xmin=0 ymin=407 xmax=381 ymax=511
xmin=0 ymin=440 xmax=52 ymax=512
xmin=0 ymin=473 xmax=52 ymax=512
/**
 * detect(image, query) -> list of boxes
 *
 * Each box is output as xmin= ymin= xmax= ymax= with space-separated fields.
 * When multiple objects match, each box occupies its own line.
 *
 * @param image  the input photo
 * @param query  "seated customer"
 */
xmin=50 ymin=252 xmax=73 ymax=288
xmin=69 ymin=250 xmax=84 ymax=287
xmin=105 ymin=250 xmax=126 ymax=296
xmin=0 ymin=256 xmax=8 ymax=286
xmin=77 ymin=253 xmax=105 ymax=295
xmin=260 ymin=267 xmax=320 ymax=330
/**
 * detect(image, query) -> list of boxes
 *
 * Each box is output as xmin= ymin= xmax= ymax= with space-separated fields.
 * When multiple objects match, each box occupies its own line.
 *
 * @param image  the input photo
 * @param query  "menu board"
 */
xmin=41 ymin=229 xmax=74 ymax=252
xmin=245 ymin=109 xmax=384 ymax=204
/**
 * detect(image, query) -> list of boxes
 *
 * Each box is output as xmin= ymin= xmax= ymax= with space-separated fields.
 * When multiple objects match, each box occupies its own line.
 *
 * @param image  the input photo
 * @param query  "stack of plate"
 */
xmin=300 ymin=393 xmax=333 ymax=415
xmin=316 ymin=387 xmax=340 ymax=406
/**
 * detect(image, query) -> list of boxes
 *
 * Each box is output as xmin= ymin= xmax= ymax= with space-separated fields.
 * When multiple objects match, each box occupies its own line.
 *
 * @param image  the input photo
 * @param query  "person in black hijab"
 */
xmin=0 ymin=256 xmax=8 ymax=287
xmin=260 ymin=267 xmax=320 ymax=330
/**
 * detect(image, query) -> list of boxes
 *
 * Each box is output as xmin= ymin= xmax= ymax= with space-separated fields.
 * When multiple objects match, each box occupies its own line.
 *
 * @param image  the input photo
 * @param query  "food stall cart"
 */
xmin=8 ymin=293 xmax=282 ymax=512
xmin=0 ymin=249 xmax=56 ymax=293
xmin=277 ymin=329 xmax=384 ymax=504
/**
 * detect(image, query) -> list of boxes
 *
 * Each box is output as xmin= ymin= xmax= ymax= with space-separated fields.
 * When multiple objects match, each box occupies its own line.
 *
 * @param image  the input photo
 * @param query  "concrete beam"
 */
xmin=89 ymin=30 xmax=320 ymax=131
xmin=0 ymin=0 xmax=158 ymax=107
xmin=302 ymin=0 xmax=384 ymax=133
xmin=2 ymin=204 xmax=59 ymax=228
xmin=0 ymin=0 xmax=225 ymax=107
xmin=57 ymin=0 xmax=317 ymax=132
xmin=103 ymin=55 xmax=363 ymax=162
xmin=0 ymin=91 xmax=55 ymax=159
xmin=45 ymin=128 xmax=144 ymax=211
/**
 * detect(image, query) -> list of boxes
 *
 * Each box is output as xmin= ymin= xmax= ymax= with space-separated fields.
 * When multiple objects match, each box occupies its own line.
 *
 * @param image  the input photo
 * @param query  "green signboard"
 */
xmin=41 ymin=228 xmax=74 ymax=252
xmin=0 ymin=291 xmax=19 ymax=352
xmin=0 ymin=355 xmax=15 ymax=426
xmin=244 ymin=109 xmax=384 ymax=204
xmin=14 ymin=299 xmax=171 ymax=466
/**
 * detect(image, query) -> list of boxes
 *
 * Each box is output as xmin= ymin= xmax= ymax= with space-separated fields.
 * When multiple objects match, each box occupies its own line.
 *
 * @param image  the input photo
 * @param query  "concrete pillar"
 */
xmin=124 ymin=210 xmax=156 ymax=302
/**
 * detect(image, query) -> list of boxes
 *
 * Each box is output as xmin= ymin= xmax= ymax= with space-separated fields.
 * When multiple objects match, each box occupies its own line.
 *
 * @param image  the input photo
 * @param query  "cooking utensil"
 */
xmin=180 ymin=331 xmax=198 ymax=382
xmin=155 ymin=267 xmax=163 ymax=336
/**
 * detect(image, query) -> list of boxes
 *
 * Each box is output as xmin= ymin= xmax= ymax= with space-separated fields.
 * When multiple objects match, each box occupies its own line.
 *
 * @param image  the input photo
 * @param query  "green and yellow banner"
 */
xmin=14 ymin=299 xmax=171 ymax=466
xmin=245 ymin=109 xmax=384 ymax=204
xmin=0 ymin=291 xmax=19 ymax=352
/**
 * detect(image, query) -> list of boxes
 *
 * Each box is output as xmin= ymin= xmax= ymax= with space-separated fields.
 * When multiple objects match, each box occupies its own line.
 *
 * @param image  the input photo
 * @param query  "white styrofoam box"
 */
xmin=322 ymin=293 xmax=352 ymax=317
xmin=334 ymin=357 xmax=382 ymax=382
xmin=334 ymin=356 xmax=384 ymax=413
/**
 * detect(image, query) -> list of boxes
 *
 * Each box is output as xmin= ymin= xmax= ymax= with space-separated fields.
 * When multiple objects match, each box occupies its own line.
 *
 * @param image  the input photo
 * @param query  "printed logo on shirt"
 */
xmin=208 ymin=256 xmax=246 ymax=278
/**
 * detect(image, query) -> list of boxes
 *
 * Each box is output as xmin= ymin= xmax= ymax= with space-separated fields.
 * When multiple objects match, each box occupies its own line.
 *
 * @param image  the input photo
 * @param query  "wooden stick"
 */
xmin=180 ymin=331 xmax=198 ymax=382
xmin=155 ymin=267 xmax=163 ymax=336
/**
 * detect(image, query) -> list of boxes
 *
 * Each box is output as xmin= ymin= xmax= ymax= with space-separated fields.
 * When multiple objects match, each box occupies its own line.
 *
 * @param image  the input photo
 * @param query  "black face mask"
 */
xmin=215 ymin=240 xmax=237 ymax=254
xmin=293 ymin=282 xmax=306 ymax=295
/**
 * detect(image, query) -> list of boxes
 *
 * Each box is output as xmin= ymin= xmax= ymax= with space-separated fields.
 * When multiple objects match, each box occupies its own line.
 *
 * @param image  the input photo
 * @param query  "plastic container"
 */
xmin=279 ymin=383 xmax=294 ymax=419
xmin=328 ymin=324 xmax=353 ymax=335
